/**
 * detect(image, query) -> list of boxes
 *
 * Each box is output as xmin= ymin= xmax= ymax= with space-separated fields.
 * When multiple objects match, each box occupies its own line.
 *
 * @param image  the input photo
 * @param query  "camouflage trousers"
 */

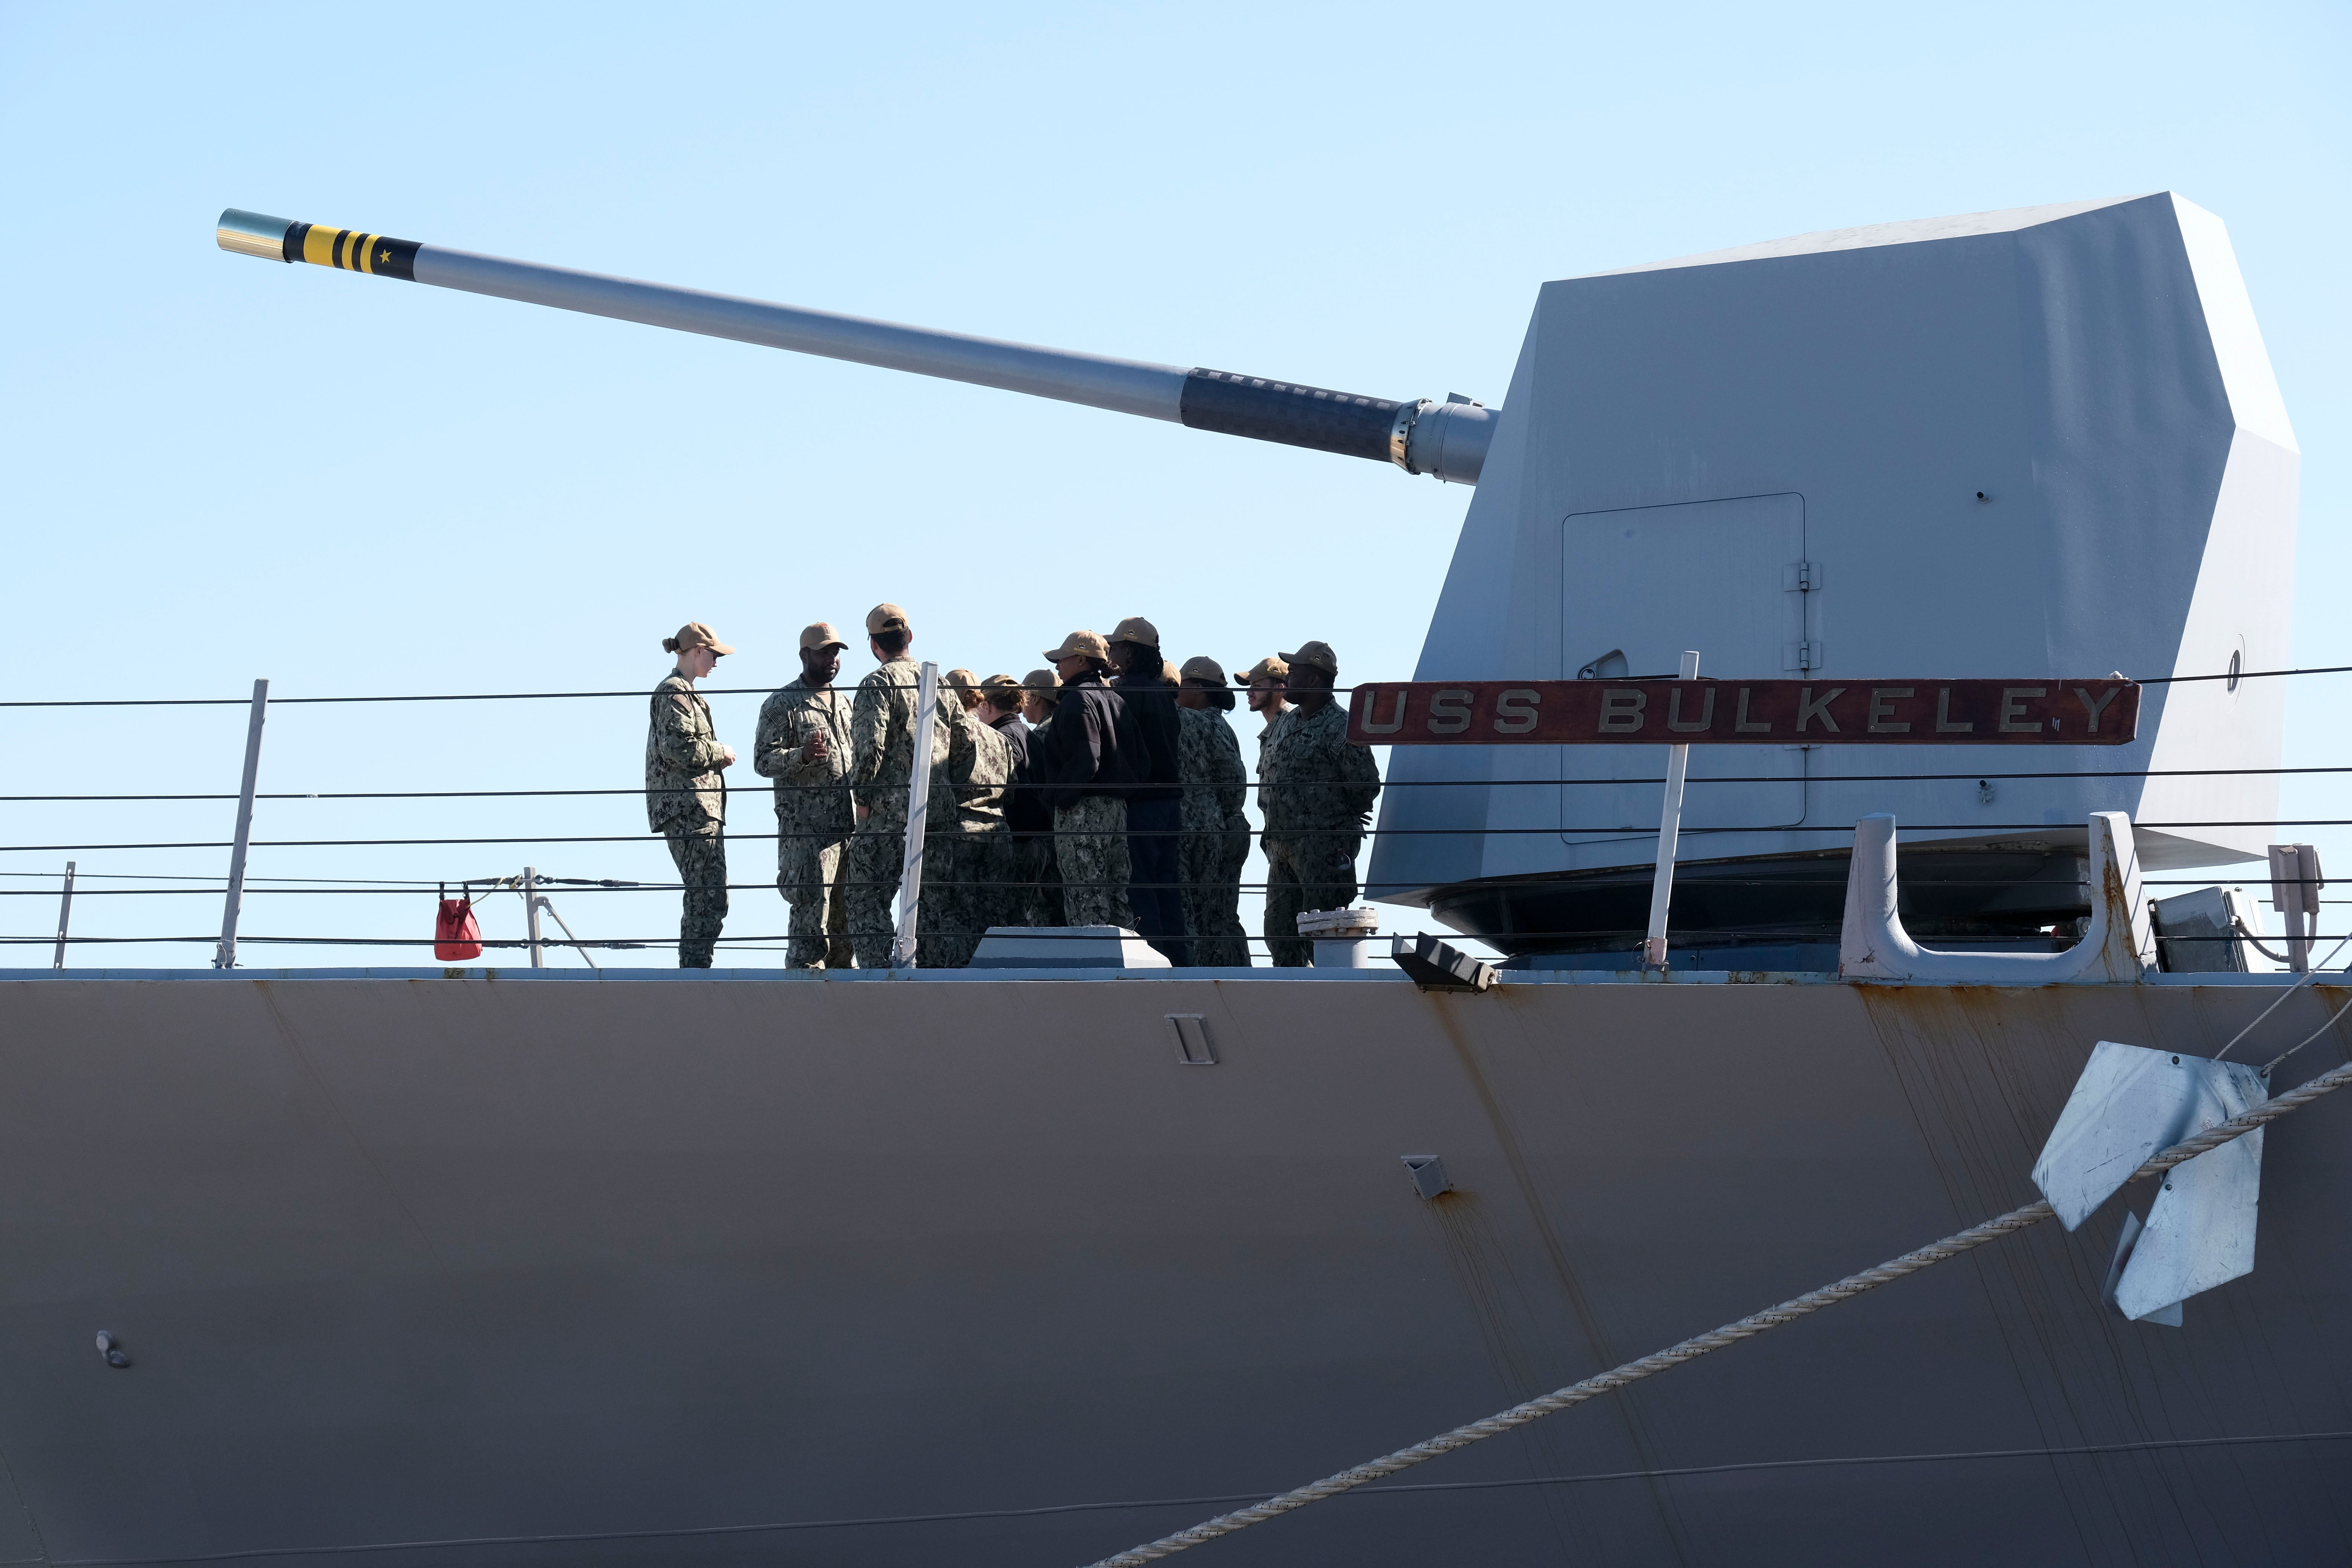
xmin=844 ymin=811 xmax=973 ymax=968
xmin=917 ymin=832 xmax=997 ymax=969
xmin=962 ymin=830 xmax=1018 ymax=951
xmin=1263 ymin=834 xmax=1360 ymax=968
xmin=1182 ymin=815 xmax=1252 ymax=967
xmin=664 ymin=822 xmax=729 ymax=968
xmin=777 ymin=825 xmax=851 ymax=969
xmin=844 ymin=810 xmax=906 ymax=971
xmin=1001 ymin=836 xmax=1063 ymax=929
xmin=1055 ymin=795 xmax=1134 ymax=929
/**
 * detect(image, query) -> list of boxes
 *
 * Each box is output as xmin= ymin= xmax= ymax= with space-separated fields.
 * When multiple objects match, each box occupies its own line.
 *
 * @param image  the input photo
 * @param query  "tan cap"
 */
xmin=1021 ymin=668 xmax=1061 ymax=695
xmin=798 ymin=621 xmax=848 ymax=653
xmin=1107 ymin=615 xmax=1161 ymax=649
xmin=944 ymin=668 xmax=982 ymax=707
xmin=663 ymin=622 xmax=736 ymax=656
xmin=1043 ymin=629 xmax=1110 ymax=663
xmin=1280 ymin=640 xmax=1338 ymax=675
xmin=1179 ymin=655 xmax=1228 ymax=687
xmin=1240 ymin=655 xmax=1289 ymax=683
xmin=864 ymin=602 xmax=912 ymax=636
xmin=978 ymin=672 xmax=1024 ymax=703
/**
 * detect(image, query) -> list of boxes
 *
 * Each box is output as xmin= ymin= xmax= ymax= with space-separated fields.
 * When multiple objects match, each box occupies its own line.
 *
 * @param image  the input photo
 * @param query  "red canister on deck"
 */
xmin=434 ymin=897 xmax=483 ymax=961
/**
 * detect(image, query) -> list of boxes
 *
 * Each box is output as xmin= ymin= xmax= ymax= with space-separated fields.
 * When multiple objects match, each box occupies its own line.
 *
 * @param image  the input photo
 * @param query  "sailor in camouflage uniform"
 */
xmin=1035 ymin=631 xmax=1139 ymax=930
xmin=1257 ymin=641 xmax=1380 ymax=967
xmin=973 ymin=674 xmax=1036 ymax=932
xmin=1241 ymin=655 xmax=1291 ymax=961
xmin=1176 ymin=656 xmax=1252 ymax=966
xmin=753 ymin=622 xmax=855 ymax=968
xmin=917 ymin=671 xmax=980 ymax=967
xmin=923 ymin=672 xmax=1013 ymax=966
xmin=644 ymin=622 xmax=738 ymax=968
xmin=845 ymin=603 xmax=951 ymax=969
xmin=1242 ymin=654 xmax=1292 ymax=775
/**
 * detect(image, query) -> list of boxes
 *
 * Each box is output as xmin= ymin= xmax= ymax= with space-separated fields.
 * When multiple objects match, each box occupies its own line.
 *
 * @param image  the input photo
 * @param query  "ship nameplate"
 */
xmin=1349 ymin=678 xmax=2139 ymax=746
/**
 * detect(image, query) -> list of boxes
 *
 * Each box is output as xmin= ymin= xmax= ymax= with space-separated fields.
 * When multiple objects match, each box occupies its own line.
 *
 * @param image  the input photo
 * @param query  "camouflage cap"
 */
xmin=865 ymin=602 xmax=912 ymax=636
xmin=1043 ymin=629 xmax=1110 ymax=663
xmin=798 ymin=621 xmax=848 ymax=653
xmin=1279 ymin=640 xmax=1338 ymax=675
xmin=1178 ymin=655 xmax=1228 ymax=687
xmin=1240 ymin=655 xmax=1289 ymax=684
xmin=663 ymin=622 xmax=736 ymax=656
xmin=1107 ymin=615 xmax=1161 ymax=649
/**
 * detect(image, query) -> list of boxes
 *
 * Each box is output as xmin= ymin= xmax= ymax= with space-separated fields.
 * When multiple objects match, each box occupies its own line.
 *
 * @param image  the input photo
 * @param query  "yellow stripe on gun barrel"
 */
xmin=220 ymin=210 xmax=421 ymax=280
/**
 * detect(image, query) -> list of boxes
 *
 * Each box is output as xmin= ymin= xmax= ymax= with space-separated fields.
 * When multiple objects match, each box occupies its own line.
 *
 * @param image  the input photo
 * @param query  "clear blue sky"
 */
xmin=2 ymin=0 xmax=2344 ymax=966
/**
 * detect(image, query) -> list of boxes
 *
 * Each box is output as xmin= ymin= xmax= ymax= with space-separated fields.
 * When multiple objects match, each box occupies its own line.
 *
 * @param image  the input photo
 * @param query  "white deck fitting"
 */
xmin=1838 ymin=812 xmax=2153 ymax=983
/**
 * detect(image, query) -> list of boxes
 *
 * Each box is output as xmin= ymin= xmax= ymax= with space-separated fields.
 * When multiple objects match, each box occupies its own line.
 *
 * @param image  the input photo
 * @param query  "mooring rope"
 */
xmin=1081 ymin=1057 xmax=2352 ymax=1567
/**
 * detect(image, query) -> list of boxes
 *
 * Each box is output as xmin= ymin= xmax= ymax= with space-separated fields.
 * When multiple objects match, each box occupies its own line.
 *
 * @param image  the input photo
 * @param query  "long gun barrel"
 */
xmin=215 ymin=209 xmax=1496 ymax=485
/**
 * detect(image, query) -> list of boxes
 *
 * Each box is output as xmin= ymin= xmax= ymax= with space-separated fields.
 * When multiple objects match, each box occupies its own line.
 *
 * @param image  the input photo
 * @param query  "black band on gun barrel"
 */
xmin=361 ymin=237 xmax=421 ymax=281
xmin=1179 ymin=368 xmax=1403 ymax=463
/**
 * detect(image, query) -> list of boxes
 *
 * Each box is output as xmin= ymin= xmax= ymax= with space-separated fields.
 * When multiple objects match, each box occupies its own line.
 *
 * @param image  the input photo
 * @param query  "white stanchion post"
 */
xmin=214 ymin=679 xmax=269 ymax=969
xmin=891 ymin=661 xmax=940 ymax=969
xmin=1642 ymin=651 xmax=1700 ymax=969
xmin=52 ymin=862 xmax=76 ymax=971
xmin=524 ymin=866 xmax=545 ymax=968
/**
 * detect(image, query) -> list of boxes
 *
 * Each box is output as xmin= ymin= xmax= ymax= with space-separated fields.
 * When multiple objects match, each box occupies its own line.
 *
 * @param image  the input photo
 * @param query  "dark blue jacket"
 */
xmin=1037 ymin=672 xmax=1141 ymax=812
xmin=1114 ymin=668 xmax=1183 ymax=804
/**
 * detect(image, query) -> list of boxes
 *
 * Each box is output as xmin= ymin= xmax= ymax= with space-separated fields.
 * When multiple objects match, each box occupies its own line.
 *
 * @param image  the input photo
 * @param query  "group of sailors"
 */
xmin=643 ymin=605 xmax=1381 ymax=968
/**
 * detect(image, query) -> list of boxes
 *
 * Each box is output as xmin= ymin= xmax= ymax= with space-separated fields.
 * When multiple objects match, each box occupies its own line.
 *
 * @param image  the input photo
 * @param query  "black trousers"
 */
xmin=1124 ymin=795 xmax=1190 ymax=965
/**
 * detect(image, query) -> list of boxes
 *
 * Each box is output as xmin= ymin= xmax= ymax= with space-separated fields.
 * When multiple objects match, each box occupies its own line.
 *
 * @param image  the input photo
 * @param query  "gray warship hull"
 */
xmin=0 ymin=967 xmax=2344 ymax=1565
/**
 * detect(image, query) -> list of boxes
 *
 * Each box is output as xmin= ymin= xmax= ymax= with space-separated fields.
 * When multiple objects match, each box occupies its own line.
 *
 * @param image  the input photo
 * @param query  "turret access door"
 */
xmin=1560 ymin=493 xmax=1808 ymax=842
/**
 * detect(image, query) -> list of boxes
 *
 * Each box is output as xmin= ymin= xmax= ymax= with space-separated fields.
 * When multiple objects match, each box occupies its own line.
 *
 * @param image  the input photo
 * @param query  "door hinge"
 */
xmin=1784 ymin=641 xmax=1823 ymax=672
xmin=1784 ymin=560 xmax=1821 ymax=593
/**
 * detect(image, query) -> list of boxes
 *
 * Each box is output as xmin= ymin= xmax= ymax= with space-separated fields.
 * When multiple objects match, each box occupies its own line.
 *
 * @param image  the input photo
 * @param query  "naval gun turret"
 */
xmin=217 ymin=195 xmax=2297 ymax=969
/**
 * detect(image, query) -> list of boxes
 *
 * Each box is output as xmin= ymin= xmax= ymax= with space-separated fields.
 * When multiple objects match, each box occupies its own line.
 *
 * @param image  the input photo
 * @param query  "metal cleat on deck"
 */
xmin=1389 ymin=935 xmax=1496 ymax=993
